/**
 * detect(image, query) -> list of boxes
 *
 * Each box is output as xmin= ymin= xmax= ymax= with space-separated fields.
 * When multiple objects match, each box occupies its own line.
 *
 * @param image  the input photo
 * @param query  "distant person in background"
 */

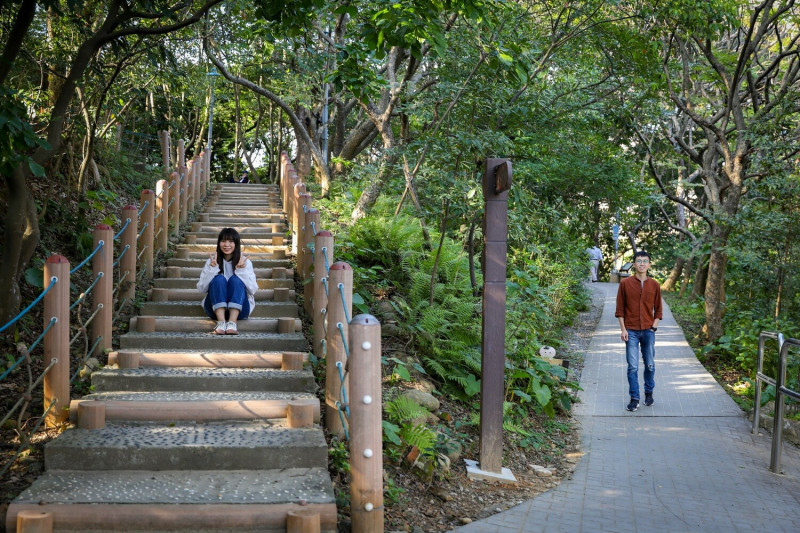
xmin=587 ymin=243 xmax=603 ymax=282
xmin=238 ymin=170 xmax=249 ymax=183
xmin=227 ymin=174 xmax=235 ymax=183
xmin=197 ymin=228 xmax=258 ymax=335
xmin=615 ymin=250 xmax=663 ymax=412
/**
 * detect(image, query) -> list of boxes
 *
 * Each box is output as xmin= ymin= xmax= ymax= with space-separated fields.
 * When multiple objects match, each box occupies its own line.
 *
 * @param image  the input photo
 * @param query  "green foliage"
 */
xmin=0 ymin=89 xmax=49 ymax=177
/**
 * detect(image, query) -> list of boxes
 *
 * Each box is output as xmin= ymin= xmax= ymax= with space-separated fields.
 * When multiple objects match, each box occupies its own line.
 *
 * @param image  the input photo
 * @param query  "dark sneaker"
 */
xmin=645 ymin=393 xmax=654 ymax=407
xmin=626 ymin=398 xmax=639 ymax=412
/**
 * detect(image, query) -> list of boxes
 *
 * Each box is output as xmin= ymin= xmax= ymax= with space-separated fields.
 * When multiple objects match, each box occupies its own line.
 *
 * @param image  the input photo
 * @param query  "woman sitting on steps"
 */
xmin=197 ymin=228 xmax=258 ymax=335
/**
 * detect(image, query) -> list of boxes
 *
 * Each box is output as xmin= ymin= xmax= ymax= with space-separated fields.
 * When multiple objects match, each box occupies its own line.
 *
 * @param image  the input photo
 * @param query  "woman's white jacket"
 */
xmin=196 ymin=258 xmax=258 ymax=312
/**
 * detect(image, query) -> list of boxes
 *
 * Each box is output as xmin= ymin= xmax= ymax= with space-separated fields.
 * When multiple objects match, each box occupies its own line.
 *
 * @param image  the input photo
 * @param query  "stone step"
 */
xmin=153 ymin=277 xmax=293 ymax=290
xmin=158 ymin=266 xmax=293 ymax=279
xmin=128 ymin=317 xmax=301 ymax=334
xmin=176 ymin=243 xmax=286 ymax=254
xmin=44 ymin=421 xmax=327 ymax=471
xmin=139 ymin=301 xmax=298 ymax=318
xmin=69 ymin=391 xmax=320 ymax=423
xmin=145 ymin=287 xmax=296 ymax=302
xmin=188 ymin=237 xmax=287 ymax=246
xmin=91 ymin=367 xmax=315 ymax=393
xmin=119 ymin=331 xmax=307 ymax=351
xmin=166 ymin=258 xmax=291 ymax=268
xmin=5 ymin=468 xmax=336 ymax=532
xmin=107 ymin=350 xmax=307 ymax=369
xmin=188 ymin=224 xmax=286 ymax=235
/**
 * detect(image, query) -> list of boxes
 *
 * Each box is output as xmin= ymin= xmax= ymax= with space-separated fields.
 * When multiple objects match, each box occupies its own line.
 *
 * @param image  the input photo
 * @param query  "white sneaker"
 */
xmin=213 ymin=321 xmax=226 ymax=335
xmin=225 ymin=321 xmax=238 ymax=335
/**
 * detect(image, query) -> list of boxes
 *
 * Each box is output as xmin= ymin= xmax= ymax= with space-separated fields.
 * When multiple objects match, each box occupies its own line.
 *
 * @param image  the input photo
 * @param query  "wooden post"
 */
xmin=349 ymin=314 xmax=384 ymax=533
xmin=78 ymin=402 xmax=106 ymax=430
xmin=287 ymin=509 xmax=320 ymax=533
xmin=303 ymin=209 xmax=320 ymax=316
xmin=119 ymin=205 xmax=138 ymax=302
xmin=43 ymin=255 xmax=69 ymax=427
xmin=16 ymin=510 xmax=53 ymax=533
xmin=91 ymin=224 xmax=113 ymax=356
xmin=185 ymin=158 xmax=195 ymax=215
xmin=313 ymin=230 xmax=332 ymax=361
xmin=296 ymin=192 xmax=311 ymax=272
xmin=179 ymin=165 xmax=189 ymax=224
xmin=168 ymin=171 xmax=180 ymax=237
xmin=140 ymin=189 xmax=155 ymax=278
xmin=291 ymin=182 xmax=305 ymax=256
xmin=479 ymin=158 xmax=512 ymax=474
xmin=326 ymin=262 xmax=352 ymax=439
xmin=155 ymin=179 xmax=169 ymax=253
xmin=177 ymin=138 xmax=186 ymax=169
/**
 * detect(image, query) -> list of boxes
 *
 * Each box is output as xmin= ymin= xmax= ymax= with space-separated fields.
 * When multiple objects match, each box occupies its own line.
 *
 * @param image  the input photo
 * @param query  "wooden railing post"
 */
xmin=296 ymin=192 xmax=311 ymax=271
xmin=179 ymin=165 xmax=188 ymax=224
xmin=91 ymin=224 xmax=113 ymax=356
xmin=119 ymin=205 xmax=138 ymax=302
xmin=168 ymin=172 xmax=180 ymax=237
xmin=139 ymin=189 xmax=155 ymax=278
xmin=326 ymin=262 xmax=352 ymax=439
xmin=185 ymin=158 xmax=195 ymax=215
xmin=313 ymin=231 xmax=333 ymax=361
xmin=349 ymin=314 xmax=384 ymax=533
xmin=43 ymin=255 xmax=69 ymax=427
xmin=303 ymin=208 xmax=320 ymax=316
xmin=155 ymin=179 xmax=169 ymax=253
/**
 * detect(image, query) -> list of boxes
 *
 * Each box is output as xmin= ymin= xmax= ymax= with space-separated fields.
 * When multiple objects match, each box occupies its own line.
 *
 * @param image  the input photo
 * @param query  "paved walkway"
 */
xmin=455 ymin=282 xmax=800 ymax=533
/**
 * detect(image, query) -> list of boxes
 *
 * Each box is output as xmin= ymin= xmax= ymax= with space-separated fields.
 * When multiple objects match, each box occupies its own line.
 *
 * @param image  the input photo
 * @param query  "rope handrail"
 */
xmin=70 ymin=336 xmax=103 ymax=384
xmin=137 ymin=222 xmax=149 ymax=238
xmin=69 ymin=304 xmax=103 ymax=347
xmin=0 ymin=277 xmax=57 ymax=334
xmin=338 ymin=283 xmax=351 ymax=324
xmin=337 ymin=322 xmax=350 ymax=358
xmin=0 ymin=317 xmax=55 ymax=381
xmin=70 ymin=272 xmax=104 ymax=311
xmin=322 ymin=247 xmax=330 ymax=273
xmin=0 ymin=358 xmax=57 ymax=428
xmin=138 ymin=200 xmax=149 ymax=217
xmin=70 ymin=240 xmax=104 ymax=275
xmin=113 ymin=244 xmax=130 ymax=268
xmin=114 ymin=218 xmax=131 ymax=240
xmin=310 ymin=221 xmax=317 ymax=236
xmin=321 ymin=277 xmax=329 ymax=298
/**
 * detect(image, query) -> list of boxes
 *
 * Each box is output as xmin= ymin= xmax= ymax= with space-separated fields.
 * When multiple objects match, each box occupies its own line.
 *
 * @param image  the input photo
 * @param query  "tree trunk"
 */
xmin=703 ymin=225 xmax=730 ymax=341
xmin=661 ymin=256 xmax=684 ymax=291
xmin=0 ymin=166 xmax=39 ymax=324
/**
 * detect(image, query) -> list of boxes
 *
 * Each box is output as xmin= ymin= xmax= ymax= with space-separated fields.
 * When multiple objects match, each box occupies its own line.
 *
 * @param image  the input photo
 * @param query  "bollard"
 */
xmin=166 ymin=266 xmax=182 ymax=278
xmin=313 ymin=231 xmax=333 ymax=361
xmin=287 ymin=400 xmax=314 ymax=428
xmin=78 ymin=402 xmax=106 ymax=430
xmin=278 ymin=317 xmax=295 ymax=334
xmin=43 ymin=255 xmax=70 ymax=427
xmin=138 ymin=316 xmax=156 ymax=333
xmin=139 ymin=189 xmax=155 ymax=278
xmin=119 ymin=205 xmax=138 ymax=302
xmin=16 ymin=510 xmax=53 ymax=533
xmin=91 ymin=224 xmax=113 ymax=356
xmin=349 ymin=314 xmax=384 ymax=533
xmin=287 ymin=509 xmax=320 ymax=533
xmin=155 ymin=179 xmax=169 ymax=253
xmin=118 ymin=351 xmax=141 ymax=369
xmin=274 ymin=287 xmax=290 ymax=302
xmin=326 ymin=262 xmax=352 ymax=439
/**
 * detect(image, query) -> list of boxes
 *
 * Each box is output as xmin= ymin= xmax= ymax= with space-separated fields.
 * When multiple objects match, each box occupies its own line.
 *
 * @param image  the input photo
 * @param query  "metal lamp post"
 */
xmin=206 ymin=67 xmax=220 ymax=182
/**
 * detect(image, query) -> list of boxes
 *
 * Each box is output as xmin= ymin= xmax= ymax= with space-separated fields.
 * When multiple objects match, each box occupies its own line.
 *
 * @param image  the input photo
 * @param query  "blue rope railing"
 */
xmin=114 ymin=218 xmax=131 ymax=240
xmin=69 ymin=240 xmax=104 ymax=275
xmin=0 ymin=277 xmax=57 ymax=335
xmin=138 ymin=200 xmax=149 ymax=217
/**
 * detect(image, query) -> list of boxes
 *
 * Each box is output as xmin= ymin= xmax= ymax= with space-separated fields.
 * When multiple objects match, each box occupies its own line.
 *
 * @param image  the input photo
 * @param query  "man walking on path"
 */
xmin=586 ymin=243 xmax=603 ymax=282
xmin=616 ymin=250 xmax=662 ymax=412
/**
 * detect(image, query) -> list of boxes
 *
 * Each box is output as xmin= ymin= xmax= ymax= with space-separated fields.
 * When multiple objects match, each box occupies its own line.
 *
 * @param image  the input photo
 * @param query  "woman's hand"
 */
xmin=237 ymin=255 xmax=247 ymax=269
xmin=209 ymin=253 xmax=217 ymax=267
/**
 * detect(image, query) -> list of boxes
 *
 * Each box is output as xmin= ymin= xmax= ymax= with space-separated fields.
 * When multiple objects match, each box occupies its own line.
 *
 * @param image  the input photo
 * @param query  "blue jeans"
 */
xmin=203 ymin=274 xmax=250 ymax=320
xmin=626 ymin=328 xmax=655 ymax=400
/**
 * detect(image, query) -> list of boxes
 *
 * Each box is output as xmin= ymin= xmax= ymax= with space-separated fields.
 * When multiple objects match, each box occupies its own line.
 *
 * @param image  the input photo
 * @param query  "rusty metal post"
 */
xmin=313 ymin=230 xmax=333 ymax=361
xmin=349 ymin=314 xmax=384 ymax=533
xmin=91 ymin=224 xmax=113 ymax=356
xmin=155 ymin=179 xmax=169 ymax=253
xmin=43 ymin=255 xmax=69 ymax=427
xmin=477 ymin=158 xmax=513 ymax=477
xmin=326 ymin=262 xmax=352 ymax=439
xmin=139 ymin=189 xmax=155 ymax=278
xmin=119 ymin=205 xmax=138 ymax=301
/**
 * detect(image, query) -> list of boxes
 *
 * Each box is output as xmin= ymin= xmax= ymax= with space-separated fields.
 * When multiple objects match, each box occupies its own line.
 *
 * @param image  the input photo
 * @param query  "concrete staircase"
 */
xmin=6 ymin=184 xmax=336 ymax=532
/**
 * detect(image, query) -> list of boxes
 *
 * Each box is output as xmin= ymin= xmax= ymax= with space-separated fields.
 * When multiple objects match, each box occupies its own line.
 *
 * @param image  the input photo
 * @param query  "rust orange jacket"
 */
xmin=615 ymin=275 xmax=663 ymax=330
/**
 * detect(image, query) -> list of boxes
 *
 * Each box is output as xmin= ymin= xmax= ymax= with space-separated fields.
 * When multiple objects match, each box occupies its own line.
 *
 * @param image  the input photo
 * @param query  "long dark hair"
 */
xmin=216 ymin=227 xmax=242 ymax=274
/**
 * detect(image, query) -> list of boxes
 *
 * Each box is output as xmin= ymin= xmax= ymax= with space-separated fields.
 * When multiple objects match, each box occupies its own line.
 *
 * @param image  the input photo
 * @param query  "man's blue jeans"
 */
xmin=203 ymin=274 xmax=250 ymax=320
xmin=626 ymin=328 xmax=655 ymax=400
